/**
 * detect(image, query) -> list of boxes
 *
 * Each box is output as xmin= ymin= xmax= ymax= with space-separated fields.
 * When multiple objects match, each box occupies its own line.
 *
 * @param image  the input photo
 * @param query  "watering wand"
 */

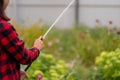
xmin=24 ymin=0 xmax=75 ymax=71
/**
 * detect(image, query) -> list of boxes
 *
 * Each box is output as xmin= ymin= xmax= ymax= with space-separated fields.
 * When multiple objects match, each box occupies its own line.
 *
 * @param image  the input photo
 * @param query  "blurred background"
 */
xmin=6 ymin=0 xmax=120 ymax=80
xmin=7 ymin=0 xmax=120 ymax=27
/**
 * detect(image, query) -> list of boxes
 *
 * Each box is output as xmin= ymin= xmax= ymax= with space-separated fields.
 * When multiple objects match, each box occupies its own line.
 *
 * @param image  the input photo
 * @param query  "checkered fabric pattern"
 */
xmin=0 ymin=18 xmax=40 ymax=80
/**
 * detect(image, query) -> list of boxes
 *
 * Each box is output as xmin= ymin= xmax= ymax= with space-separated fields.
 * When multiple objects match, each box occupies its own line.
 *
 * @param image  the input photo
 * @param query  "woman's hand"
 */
xmin=33 ymin=36 xmax=44 ymax=50
xmin=20 ymin=70 xmax=29 ymax=80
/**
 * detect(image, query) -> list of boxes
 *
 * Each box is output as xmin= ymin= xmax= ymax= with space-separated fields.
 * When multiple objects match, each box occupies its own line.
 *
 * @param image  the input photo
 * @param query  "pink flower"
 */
xmin=109 ymin=20 xmax=113 ymax=25
xmin=37 ymin=74 xmax=42 ymax=80
xmin=55 ymin=38 xmax=60 ymax=43
xmin=47 ymin=42 xmax=52 ymax=47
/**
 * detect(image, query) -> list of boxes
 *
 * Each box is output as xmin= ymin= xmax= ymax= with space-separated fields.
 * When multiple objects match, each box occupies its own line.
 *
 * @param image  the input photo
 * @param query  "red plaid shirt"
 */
xmin=0 ymin=18 xmax=40 ymax=80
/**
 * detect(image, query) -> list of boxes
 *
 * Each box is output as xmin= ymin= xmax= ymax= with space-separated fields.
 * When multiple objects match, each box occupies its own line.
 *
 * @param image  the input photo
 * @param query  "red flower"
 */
xmin=109 ymin=20 xmax=113 ymax=25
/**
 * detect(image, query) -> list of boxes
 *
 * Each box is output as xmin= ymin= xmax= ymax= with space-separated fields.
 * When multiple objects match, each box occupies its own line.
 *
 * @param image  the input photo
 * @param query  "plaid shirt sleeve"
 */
xmin=0 ymin=22 xmax=40 ymax=65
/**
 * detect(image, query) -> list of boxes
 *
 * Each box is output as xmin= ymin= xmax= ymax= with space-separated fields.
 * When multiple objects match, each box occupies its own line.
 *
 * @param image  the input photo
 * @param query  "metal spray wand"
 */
xmin=25 ymin=0 xmax=75 ymax=71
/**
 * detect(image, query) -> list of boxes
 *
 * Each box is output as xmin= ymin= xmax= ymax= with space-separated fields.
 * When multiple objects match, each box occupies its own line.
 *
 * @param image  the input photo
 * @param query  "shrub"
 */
xmin=95 ymin=49 xmax=120 ymax=80
xmin=25 ymin=53 xmax=75 ymax=80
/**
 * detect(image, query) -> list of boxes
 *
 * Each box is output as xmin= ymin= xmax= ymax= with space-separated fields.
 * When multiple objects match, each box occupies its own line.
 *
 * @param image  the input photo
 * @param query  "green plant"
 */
xmin=95 ymin=49 xmax=120 ymax=80
xmin=13 ymin=21 xmax=120 ymax=79
xmin=25 ymin=53 xmax=75 ymax=80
